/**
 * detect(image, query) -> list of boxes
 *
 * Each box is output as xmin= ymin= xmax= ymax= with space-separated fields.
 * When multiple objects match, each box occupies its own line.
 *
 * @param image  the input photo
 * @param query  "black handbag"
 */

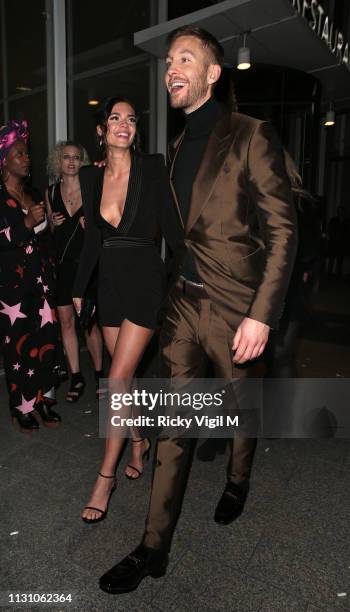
xmin=79 ymin=297 xmax=96 ymax=333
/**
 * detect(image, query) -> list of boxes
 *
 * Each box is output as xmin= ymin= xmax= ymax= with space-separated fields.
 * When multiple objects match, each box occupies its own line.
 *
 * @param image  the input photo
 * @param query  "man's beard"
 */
xmin=170 ymin=73 xmax=209 ymax=110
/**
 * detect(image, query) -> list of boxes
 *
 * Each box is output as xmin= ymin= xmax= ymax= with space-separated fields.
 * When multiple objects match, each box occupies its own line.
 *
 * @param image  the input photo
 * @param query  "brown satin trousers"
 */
xmin=142 ymin=280 xmax=258 ymax=552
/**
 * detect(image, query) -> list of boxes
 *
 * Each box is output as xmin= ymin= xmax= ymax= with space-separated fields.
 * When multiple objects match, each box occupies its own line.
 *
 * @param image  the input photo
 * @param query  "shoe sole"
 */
xmin=42 ymin=421 xmax=61 ymax=428
xmin=214 ymin=511 xmax=243 ymax=525
xmin=33 ymin=410 xmax=62 ymax=428
xmin=82 ymin=515 xmax=106 ymax=524
xmin=12 ymin=417 xmax=39 ymax=434
xmin=99 ymin=568 xmax=167 ymax=594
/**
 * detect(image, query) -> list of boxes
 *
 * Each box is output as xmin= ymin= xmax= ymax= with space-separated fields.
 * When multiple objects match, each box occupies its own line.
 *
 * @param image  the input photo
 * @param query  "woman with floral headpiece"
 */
xmin=0 ymin=120 xmax=62 ymax=432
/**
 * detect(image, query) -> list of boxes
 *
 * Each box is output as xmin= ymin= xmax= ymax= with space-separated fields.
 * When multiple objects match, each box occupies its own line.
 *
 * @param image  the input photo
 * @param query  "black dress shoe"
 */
xmin=35 ymin=403 xmax=62 ymax=427
xmin=214 ymin=481 xmax=248 ymax=525
xmin=12 ymin=410 xmax=39 ymax=432
xmin=99 ymin=544 xmax=168 ymax=594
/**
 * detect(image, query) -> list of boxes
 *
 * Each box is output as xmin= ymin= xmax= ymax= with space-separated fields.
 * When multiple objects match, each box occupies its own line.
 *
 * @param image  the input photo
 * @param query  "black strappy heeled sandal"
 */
xmin=81 ymin=472 xmax=117 ymax=524
xmin=66 ymin=372 xmax=86 ymax=403
xmin=125 ymin=438 xmax=151 ymax=480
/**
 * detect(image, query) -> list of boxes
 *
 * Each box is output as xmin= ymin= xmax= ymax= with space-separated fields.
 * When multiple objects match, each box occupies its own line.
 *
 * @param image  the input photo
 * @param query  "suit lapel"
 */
xmin=186 ymin=111 xmax=237 ymax=234
xmin=169 ymin=129 xmax=186 ymax=229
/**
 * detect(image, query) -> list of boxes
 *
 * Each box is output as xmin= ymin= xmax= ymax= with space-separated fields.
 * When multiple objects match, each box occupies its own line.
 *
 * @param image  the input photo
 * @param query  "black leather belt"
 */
xmin=178 ymin=275 xmax=208 ymax=299
xmin=102 ymin=236 xmax=155 ymax=248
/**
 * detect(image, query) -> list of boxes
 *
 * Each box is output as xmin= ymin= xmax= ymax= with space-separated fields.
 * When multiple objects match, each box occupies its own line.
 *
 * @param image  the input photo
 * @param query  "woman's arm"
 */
xmin=0 ymin=200 xmax=44 ymax=250
xmin=72 ymin=221 xmax=101 ymax=298
xmin=44 ymin=187 xmax=55 ymax=233
xmin=0 ymin=216 xmax=31 ymax=250
xmin=155 ymin=154 xmax=181 ymax=253
xmin=72 ymin=167 xmax=101 ymax=299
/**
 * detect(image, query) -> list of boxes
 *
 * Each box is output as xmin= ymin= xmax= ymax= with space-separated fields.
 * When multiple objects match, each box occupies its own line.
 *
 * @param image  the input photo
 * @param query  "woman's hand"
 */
xmin=24 ymin=202 xmax=46 ymax=230
xmin=51 ymin=212 xmax=65 ymax=227
xmin=73 ymin=297 xmax=82 ymax=316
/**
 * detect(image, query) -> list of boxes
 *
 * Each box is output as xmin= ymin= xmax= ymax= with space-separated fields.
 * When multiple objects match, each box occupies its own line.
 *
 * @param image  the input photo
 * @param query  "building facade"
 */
xmin=0 ymin=0 xmax=349 ymax=219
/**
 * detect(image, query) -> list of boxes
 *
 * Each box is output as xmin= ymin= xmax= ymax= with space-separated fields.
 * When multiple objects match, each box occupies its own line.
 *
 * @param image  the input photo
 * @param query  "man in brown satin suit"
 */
xmin=100 ymin=26 xmax=298 ymax=594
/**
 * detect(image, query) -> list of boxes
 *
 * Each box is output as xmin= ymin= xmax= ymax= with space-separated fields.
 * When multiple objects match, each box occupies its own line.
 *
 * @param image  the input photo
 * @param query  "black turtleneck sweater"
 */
xmin=173 ymin=96 xmax=221 ymax=282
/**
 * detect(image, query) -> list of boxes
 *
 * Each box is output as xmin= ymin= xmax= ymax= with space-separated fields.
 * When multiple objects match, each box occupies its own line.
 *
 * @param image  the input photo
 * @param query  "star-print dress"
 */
xmin=0 ymin=183 xmax=62 ymax=416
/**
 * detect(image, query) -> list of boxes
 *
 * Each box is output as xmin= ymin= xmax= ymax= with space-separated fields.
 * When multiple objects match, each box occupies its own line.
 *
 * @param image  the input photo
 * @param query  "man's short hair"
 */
xmin=166 ymin=26 xmax=224 ymax=67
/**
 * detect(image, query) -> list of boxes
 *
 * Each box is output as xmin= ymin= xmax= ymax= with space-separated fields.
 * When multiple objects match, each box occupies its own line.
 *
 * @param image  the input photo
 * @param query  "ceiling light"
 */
xmin=16 ymin=85 xmax=32 ymax=92
xmin=88 ymin=99 xmax=99 ymax=106
xmin=237 ymin=33 xmax=251 ymax=70
xmin=324 ymin=103 xmax=335 ymax=126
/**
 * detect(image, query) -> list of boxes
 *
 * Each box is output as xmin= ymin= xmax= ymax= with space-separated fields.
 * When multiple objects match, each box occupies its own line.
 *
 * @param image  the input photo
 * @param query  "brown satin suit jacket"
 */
xmin=166 ymin=109 xmax=298 ymax=330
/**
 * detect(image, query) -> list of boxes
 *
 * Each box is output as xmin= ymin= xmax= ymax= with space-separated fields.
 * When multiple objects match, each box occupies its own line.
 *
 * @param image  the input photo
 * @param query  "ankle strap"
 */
xmin=71 ymin=372 xmax=85 ymax=383
xmin=98 ymin=472 xmax=115 ymax=479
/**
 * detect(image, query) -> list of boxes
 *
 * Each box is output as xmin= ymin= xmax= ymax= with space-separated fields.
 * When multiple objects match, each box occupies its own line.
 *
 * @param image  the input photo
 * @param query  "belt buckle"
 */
xmin=181 ymin=276 xmax=204 ymax=296
xmin=189 ymin=280 xmax=204 ymax=288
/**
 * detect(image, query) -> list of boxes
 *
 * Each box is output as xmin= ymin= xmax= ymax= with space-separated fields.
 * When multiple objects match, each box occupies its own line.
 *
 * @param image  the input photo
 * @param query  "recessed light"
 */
xmin=324 ymin=103 xmax=335 ymax=126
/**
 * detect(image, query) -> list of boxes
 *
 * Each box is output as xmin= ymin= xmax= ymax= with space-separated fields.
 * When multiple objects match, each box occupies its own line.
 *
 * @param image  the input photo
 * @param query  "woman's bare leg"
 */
xmin=81 ymin=320 xmax=154 ymax=521
xmin=85 ymin=323 xmax=103 ymax=371
xmin=109 ymin=320 xmax=154 ymax=479
xmin=103 ymin=326 xmax=120 ymax=358
xmin=57 ymin=305 xmax=80 ymax=373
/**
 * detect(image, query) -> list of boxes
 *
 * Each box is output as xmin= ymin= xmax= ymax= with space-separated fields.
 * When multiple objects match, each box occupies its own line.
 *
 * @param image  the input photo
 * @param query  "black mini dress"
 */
xmin=73 ymin=154 xmax=167 ymax=329
xmin=49 ymin=183 xmax=85 ymax=307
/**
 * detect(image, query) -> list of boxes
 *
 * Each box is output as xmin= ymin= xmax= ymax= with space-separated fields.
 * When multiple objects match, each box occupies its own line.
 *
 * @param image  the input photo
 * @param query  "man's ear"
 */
xmin=207 ymin=64 xmax=222 ymax=86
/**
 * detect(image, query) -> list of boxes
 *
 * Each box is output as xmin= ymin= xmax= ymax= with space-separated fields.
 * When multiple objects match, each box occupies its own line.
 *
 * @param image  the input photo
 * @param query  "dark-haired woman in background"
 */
xmin=0 ymin=120 xmax=62 ymax=431
xmin=45 ymin=141 xmax=104 ymax=403
xmin=73 ymin=96 xmax=168 ymax=523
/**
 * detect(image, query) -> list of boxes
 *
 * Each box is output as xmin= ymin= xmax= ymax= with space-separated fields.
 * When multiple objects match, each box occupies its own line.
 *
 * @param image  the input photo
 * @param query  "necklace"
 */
xmin=61 ymin=183 xmax=81 ymax=207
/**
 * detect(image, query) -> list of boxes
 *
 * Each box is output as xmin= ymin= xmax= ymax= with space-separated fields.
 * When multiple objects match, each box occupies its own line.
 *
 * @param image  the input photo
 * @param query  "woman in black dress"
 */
xmin=45 ymin=141 xmax=104 ymax=402
xmin=0 ymin=120 xmax=62 ymax=431
xmin=73 ymin=96 xmax=167 ymax=522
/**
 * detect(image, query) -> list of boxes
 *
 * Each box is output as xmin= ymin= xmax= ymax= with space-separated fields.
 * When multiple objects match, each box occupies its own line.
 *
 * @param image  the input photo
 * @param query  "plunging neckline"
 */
xmin=59 ymin=184 xmax=83 ymax=219
xmin=99 ymin=158 xmax=133 ymax=231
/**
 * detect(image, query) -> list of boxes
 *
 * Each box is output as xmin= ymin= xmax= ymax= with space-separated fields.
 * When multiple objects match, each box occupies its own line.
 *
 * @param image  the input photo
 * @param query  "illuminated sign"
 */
xmin=291 ymin=0 xmax=349 ymax=70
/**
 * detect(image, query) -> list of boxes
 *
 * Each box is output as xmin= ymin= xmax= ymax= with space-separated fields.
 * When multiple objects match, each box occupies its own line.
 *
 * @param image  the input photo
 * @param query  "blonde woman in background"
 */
xmin=45 ymin=141 xmax=104 ymax=403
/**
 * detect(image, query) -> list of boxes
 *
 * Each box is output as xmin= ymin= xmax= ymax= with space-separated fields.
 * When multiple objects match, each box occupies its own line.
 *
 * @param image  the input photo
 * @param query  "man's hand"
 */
xmin=73 ymin=297 xmax=82 ymax=316
xmin=232 ymin=317 xmax=270 ymax=364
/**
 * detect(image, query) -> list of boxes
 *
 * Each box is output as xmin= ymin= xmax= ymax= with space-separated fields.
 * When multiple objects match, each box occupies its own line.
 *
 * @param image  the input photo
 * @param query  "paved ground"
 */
xmin=1 ymin=275 xmax=350 ymax=611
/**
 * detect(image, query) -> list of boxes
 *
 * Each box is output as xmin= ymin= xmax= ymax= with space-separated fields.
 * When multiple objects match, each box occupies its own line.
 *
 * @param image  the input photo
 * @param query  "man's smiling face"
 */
xmin=165 ymin=35 xmax=221 ymax=114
